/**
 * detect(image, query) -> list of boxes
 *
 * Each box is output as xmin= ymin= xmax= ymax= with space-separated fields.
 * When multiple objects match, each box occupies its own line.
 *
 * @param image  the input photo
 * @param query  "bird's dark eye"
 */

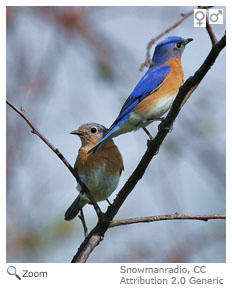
xmin=90 ymin=127 xmax=97 ymax=134
xmin=176 ymin=42 xmax=182 ymax=49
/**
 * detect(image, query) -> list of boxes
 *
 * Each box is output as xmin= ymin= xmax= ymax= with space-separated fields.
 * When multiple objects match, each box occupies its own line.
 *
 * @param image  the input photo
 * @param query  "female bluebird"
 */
xmin=89 ymin=36 xmax=193 ymax=153
xmin=65 ymin=123 xmax=124 ymax=220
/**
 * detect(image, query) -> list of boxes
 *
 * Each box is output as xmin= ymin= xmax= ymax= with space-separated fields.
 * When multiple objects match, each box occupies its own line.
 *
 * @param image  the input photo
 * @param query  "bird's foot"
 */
xmin=143 ymin=127 xmax=153 ymax=140
xmin=158 ymin=122 xmax=173 ymax=133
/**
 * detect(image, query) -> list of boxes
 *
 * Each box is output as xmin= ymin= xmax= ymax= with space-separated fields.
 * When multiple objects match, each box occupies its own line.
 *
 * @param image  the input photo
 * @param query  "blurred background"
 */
xmin=6 ymin=6 xmax=226 ymax=263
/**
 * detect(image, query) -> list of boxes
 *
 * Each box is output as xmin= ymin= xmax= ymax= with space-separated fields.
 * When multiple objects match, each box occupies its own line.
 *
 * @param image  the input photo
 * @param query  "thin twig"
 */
xmin=139 ymin=10 xmax=194 ymax=70
xmin=140 ymin=6 xmax=214 ymax=71
xmin=6 ymin=98 xmax=103 ymax=220
xmin=206 ymin=16 xmax=218 ymax=45
xmin=109 ymin=213 xmax=226 ymax=228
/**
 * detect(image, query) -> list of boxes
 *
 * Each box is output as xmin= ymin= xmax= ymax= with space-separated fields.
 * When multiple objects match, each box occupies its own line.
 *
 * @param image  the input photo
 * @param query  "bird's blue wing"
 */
xmin=89 ymin=65 xmax=171 ymax=153
xmin=116 ymin=65 xmax=172 ymax=122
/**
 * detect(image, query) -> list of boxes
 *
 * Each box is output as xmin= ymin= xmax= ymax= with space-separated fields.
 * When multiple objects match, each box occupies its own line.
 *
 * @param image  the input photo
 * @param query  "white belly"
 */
xmin=146 ymin=94 xmax=176 ymax=119
xmin=77 ymin=166 xmax=120 ymax=202
xmin=112 ymin=94 xmax=176 ymax=136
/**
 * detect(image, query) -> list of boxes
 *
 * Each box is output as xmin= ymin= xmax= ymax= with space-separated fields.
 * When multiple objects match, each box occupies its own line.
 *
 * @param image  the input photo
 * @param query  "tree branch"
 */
xmin=206 ymin=16 xmax=218 ymax=45
xmin=6 ymin=98 xmax=103 ymax=220
xmin=71 ymin=32 xmax=226 ymax=263
xmin=109 ymin=213 xmax=226 ymax=228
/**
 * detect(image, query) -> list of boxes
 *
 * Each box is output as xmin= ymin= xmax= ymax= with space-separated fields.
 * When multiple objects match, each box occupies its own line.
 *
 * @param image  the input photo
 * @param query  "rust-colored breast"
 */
xmin=75 ymin=141 xmax=124 ymax=177
xmin=135 ymin=58 xmax=184 ymax=115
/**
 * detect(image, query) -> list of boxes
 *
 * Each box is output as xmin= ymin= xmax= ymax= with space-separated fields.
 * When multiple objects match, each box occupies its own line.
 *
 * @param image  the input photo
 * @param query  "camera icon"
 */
xmin=209 ymin=9 xmax=223 ymax=24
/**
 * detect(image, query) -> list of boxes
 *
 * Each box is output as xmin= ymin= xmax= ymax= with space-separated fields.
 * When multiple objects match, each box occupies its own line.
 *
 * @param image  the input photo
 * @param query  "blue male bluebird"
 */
xmin=65 ymin=123 xmax=124 ymax=220
xmin=89 ymin=36 xmax=193 ymax=153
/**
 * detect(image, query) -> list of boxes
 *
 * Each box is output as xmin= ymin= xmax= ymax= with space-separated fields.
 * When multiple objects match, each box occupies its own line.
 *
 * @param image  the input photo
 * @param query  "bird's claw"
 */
xmin=158 ymin=122 xmax=173 ymax=132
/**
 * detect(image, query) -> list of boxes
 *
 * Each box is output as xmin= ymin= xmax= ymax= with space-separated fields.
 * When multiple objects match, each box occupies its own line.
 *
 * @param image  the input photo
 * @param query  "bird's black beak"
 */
xmin=184 ymin=38 xmax=193 ymax=45
xmin=70 ymin=129 xmax=81 ymax=136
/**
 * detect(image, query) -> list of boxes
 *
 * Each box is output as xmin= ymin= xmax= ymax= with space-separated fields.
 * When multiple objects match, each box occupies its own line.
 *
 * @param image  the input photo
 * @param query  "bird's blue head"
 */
xmin=152 ymin=36 xmax=193 ymax=67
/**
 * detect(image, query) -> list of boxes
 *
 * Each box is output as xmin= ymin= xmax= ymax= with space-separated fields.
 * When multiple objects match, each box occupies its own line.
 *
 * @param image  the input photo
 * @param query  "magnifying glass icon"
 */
xmin=7 ymin=266 xmax=21 ymax=280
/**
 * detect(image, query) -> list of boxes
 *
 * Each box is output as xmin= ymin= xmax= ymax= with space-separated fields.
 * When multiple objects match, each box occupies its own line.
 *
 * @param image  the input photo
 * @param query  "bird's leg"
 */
xmin=106 ymin=198 xmax=112 ymax=206
xmin=144 ymin=118 xmax=167 ymax=146
xmin=143 ymin=117 xmax=165 ymax=140
xmin=143 ymin=127 xmax=153 ymax=140
xmin=78 ymin=209 xmax=88 ymax=238
xmin=143 ymin=127 xmax=155 ymax=147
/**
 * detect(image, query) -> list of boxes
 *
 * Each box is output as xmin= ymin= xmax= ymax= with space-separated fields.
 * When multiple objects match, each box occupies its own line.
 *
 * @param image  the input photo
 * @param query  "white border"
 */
xmin=0 ymin=2 xmax=6 ymax=266
xmin=226 ymin=1 xmax=231 ymax=264
xmin=1 ymin=0 xmax=231 ymax=288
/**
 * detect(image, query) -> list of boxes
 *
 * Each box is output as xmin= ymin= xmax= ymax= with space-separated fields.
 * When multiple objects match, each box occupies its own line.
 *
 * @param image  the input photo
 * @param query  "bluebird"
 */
xmin=65 ymin=123 xmax=124 ymax=220
xmin=89 ymin=36 xmax=193 ymax=153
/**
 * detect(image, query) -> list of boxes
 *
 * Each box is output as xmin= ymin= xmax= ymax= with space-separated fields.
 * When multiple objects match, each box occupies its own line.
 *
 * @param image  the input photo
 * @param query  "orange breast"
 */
xmin=75 ymin=142 xmax=123 ymax=177
xmin=135 ymin=58 xmax=184 ymax=115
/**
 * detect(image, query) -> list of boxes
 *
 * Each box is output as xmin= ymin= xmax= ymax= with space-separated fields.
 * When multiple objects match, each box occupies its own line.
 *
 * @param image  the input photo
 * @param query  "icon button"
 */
xmin=194 ymin=9 xmax=206 ymax=27
xmin=209 ymin=9 xmax=223 ymax=24
xmin=7 ymin=266 xmax=21 ymax=280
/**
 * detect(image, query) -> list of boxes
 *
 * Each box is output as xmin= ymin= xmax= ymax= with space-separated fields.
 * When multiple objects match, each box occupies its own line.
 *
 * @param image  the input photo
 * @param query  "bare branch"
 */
xmin=6 ymin=98 xmax=103 ymax=220
xmin=206 ymin=16 xmax=218 ymax=45
xmin=110 ymin=213 xmax=226 ymax=228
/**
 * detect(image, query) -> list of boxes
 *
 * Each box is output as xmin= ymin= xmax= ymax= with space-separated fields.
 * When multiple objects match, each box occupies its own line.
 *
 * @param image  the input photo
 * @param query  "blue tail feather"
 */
xmin=88 ymin=125 xmax=118 ymax=154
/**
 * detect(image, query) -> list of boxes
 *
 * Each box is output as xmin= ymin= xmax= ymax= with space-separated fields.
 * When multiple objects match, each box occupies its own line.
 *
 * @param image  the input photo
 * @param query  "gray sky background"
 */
xmin=6 ymin=6 xmax=226 ymax=263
